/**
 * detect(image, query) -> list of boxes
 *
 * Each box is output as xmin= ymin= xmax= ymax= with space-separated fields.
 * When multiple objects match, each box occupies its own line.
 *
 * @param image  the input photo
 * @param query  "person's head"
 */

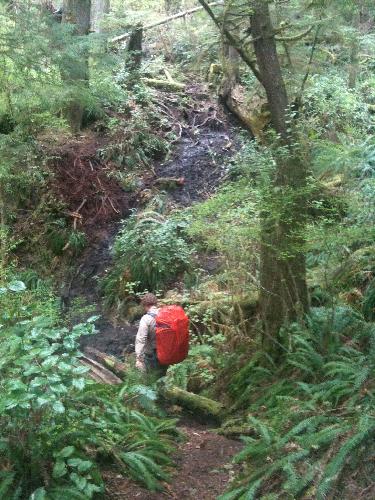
xmin=140 ymin=293 xmax=158 ymax=312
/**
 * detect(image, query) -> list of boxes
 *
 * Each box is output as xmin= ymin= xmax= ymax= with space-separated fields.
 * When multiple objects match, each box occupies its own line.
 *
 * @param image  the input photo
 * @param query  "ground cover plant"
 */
xmin=0 ymin=283 xmax=177 ymax=498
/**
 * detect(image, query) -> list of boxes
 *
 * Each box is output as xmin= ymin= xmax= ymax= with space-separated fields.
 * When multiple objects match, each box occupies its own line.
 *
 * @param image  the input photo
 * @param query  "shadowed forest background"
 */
xmin=1 ymin=0 xmax=375 ymax=498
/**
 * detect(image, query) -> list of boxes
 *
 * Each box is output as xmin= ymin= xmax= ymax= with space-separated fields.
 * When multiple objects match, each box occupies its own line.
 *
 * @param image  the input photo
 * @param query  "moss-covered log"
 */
xmin=80 ymin=355 xmax=123 ymax=385
xmin=160 ymin=385 xmax=225 ymax=422
xmin=142 ymin=78 xmax=186 ymax=92
xmin=84 ymin=347 xmax=127 ymax=379
xmin=217 ymin=425 xmax=256 ymax=438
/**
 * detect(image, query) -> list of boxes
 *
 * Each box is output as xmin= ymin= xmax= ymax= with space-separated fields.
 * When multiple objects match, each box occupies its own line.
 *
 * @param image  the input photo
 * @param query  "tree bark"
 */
xmin=348 ymin=38 xmax=359 ymax=89
xmin=250 ymin=2 xmax=288 ymax=140
xmin=127 ymin=25 xmax=143 ymax=73
xmin=62 ymin=0 xmax=91 ymax=133
xmin=197 ymin=1 xmax=310 ymax=357
xmin=219 ymin=41 xmax=240 ymax=104
xmin=250 ymin=1 xmax=308 ymax=357
xmin=90 ymin=0 xmax=109 ymax=33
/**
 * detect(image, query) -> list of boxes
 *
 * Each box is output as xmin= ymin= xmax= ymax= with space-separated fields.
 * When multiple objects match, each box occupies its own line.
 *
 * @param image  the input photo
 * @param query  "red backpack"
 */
xmin=152 ymin=305 xmax=189 ymax=366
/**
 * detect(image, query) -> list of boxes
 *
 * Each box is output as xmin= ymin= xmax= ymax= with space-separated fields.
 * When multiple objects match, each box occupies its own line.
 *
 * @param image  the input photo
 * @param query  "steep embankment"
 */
xmin=59 ymin=84 xmax=238 ymax=357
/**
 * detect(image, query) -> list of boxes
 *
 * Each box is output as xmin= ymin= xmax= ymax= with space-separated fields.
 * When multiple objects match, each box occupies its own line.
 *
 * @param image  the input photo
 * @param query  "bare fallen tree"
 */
xmin=110 ymin=2 xmax=221 ymax=44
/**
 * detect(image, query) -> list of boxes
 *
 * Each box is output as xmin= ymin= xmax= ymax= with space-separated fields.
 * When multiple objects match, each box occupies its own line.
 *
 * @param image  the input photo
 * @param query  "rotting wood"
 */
xmin=154 ymin=176 xmax=185 ymax=190
xmin=160 ymin=385 xmax=225 ymax=422
xmin=141 ymin=77 xmax=186 ymax=91
xmin=84 ymin=347 xmax=127 ymax=378
xmin=110 ymin=2 xmax=221 ymax=44
xmin=80 ymin=355 xmax=123 ymax=385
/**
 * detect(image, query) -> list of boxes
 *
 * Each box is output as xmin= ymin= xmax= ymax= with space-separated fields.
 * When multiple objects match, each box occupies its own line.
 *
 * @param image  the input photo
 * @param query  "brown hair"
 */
xmin=140 ymin=293 xmax=158 ymax=307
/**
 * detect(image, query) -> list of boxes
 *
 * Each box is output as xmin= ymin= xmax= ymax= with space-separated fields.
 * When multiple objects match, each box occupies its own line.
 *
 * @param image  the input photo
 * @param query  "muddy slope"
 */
xmin=63 ymin=86 xmax=237 ymax=357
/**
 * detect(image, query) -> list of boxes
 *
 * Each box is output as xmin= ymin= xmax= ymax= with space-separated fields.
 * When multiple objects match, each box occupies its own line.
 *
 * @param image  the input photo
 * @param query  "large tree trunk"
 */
xmin=62 ymin=0 xmax=91 ymax=133
xmin=219 ymin=41 xmax=240 ymax=103
xmin=90 ymin=0 xmax=109 ymax=33
xmin=250 ymin=1 xmax=309 ymax=357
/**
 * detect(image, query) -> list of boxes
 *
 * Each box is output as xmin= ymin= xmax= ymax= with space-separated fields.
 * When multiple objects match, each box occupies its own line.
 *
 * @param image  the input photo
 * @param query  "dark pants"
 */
xmin=145 ymin=350 xmax=168 ymax=377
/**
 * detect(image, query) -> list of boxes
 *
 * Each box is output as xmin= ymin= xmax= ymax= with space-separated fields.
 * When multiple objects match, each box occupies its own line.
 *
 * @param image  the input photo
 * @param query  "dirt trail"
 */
xmin=105 ymin=422 xmax=242 ymax=499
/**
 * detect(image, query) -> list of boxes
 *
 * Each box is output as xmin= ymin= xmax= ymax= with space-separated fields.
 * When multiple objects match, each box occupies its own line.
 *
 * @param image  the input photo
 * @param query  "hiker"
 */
xmin=135 ymin=293 xmax=190 ymax=374
xmin=135 ymin=293 xmax=163 ymax=373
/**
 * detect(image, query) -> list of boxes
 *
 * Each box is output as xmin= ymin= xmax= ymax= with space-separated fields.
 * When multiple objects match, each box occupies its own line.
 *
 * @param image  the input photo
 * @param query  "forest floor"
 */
xmin=52 ymin=84 xmax=242 ymax=498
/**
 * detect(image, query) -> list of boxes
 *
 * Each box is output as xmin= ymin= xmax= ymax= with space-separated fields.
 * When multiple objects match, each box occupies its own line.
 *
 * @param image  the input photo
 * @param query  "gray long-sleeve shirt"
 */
xmin=135 ymin=306 xmax=159 ymax=359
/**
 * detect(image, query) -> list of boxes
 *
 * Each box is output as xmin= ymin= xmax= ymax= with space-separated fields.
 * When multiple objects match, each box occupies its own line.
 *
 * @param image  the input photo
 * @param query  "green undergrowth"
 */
xmin=217 ymin=305 xmax=375 ymax=499
xmin=0 ymin=281 xmax=178 ymax=499
xmin=102 ymin=210 xmax=193 ymax=317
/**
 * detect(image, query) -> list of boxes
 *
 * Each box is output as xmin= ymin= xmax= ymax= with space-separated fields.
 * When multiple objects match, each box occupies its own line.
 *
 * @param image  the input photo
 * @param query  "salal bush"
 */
xmin=0 ymin=283 xmax=177 ymax=499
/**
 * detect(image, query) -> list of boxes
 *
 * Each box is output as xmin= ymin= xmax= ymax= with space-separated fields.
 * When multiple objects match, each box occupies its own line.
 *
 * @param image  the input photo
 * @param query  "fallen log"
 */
xmin=110 ymin=2 xmax=220 ymax=44
xmin=154 ymin=176 xmax=185 ymax=190
xmin=80 ymin=355 xmax=123 ymax=385
xmin=84 ymin=347 xmax=127 ymax=379
xmin=160 ymin=385 xmax=224 ymax=422
xmin=141 ymin=77 xmax=186 ymax=92
xmin=217 ymin=425 xmax=256 ymax=438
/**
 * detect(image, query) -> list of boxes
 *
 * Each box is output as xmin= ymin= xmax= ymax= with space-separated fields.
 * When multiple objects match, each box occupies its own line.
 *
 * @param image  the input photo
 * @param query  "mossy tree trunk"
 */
xmin=250 ymin=1 xmax=309 ymax=357
xmin=198 ymin=0 xmax=309 ymax=359
xmin=160 ymin=385 xmax=224 ymax=422
xmin=62 ymin=0 xmax=91 ymax=133
xmin=219 ymin=41 xmax=240 ymax=104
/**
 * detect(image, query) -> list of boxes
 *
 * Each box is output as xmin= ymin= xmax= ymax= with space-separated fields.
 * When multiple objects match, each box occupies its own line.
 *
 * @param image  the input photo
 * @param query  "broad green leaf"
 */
xmin=72 ymin=366 xmax=89 ymax=375
xmin=30 ymin=487 xmax=47 ymax=500
xmin=56 ymin=446 xmax=75 ymax=458
xmin=67 ymin=459 xmax=93 ymax=472
xmin=42 ymin=356 xmax=59 ymax=368
xmin=52 ymin=461 xmax=67 ymax=479
xmin=85 ymin=483 xmax=103 ymax=497
xmin=72 ymin=378 xmax=86 ymax=390
xmin=86 ymin=315 xmax=99 ymax=323
xmin=51 ymin=384 xmax=68 ymax=394
xmin=23 ymin=365 xmax=41 ymax=376
xmin=7 ymin=380 xmax=27 ymax=391
xmin=52 ymin=401 xmax=65 ymax=414
xmin=70 ymin=473 xmax=87 ymax=491
xmin=8 ymin=281 xmax=26 ymax=292
xmin=58 ymin=362 xmax=73 ymax=372
xmin=36 ymin=397 xmax=50 ymax=407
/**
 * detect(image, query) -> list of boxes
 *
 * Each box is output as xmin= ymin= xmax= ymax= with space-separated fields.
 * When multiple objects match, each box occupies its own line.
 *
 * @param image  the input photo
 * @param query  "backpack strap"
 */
xmin=147 ymin=312 xmax=157 ymax=318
